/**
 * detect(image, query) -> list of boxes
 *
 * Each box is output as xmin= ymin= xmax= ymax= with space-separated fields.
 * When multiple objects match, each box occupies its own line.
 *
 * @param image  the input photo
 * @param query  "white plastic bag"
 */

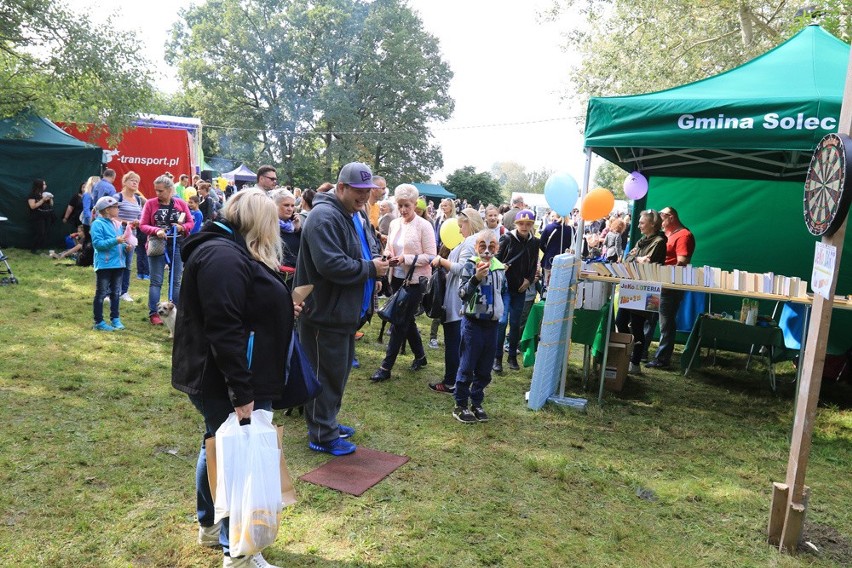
xmin=213 ymin=409 xmax=282 ymax=557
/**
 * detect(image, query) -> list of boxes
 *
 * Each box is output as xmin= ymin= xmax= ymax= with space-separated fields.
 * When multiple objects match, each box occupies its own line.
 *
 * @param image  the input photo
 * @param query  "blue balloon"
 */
xmin=544 ymin=172 xmax=579 ymax=216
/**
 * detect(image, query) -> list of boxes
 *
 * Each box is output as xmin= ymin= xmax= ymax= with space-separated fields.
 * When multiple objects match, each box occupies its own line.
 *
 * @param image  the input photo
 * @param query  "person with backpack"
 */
xmin=539 ymin=212 xmax=574 ymax=291
xmin=428 ymin=208 xmax=485 ymax=394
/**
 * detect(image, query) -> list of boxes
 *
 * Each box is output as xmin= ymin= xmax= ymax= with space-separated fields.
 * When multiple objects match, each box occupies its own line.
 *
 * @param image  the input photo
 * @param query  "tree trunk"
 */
xmin=739 ymin=2 xmax=754 ymax=46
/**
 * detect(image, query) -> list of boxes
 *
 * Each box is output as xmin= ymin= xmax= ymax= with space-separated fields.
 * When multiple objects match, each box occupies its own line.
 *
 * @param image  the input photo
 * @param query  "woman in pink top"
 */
xmin=371 ymin=184 xmax=437 ymax=382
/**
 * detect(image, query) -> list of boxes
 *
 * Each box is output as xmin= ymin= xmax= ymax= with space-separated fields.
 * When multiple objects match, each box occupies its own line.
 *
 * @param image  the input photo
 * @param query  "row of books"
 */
xmin=583 ymin=261 xmax=809 ymax=298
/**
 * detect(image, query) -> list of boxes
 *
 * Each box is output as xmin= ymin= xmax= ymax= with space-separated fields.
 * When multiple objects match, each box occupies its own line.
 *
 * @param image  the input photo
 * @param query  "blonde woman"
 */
xmin=173 ymin=188 xmax=296 ymax=568
xmin=80 ymin=175 xmax=100 ymax=226
xmin=371 ymin=183 xmax=437 ymax=382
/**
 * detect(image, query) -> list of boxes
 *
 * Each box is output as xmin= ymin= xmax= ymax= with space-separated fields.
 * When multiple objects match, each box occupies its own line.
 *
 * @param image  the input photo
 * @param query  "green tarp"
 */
xmin=412 ymin=182 xmax=455 ymax=200
xmin=585 ymin=25 xmax=849 ymax=181
xmin=647 ymin=177 xmax=851 ymax=354
xmin=0 ymin=113 xmax=102 ymax=248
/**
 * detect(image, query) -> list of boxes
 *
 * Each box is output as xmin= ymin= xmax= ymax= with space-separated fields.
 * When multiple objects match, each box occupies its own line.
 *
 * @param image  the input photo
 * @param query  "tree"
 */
xmin=528 ymin=167 xmax=554 ymax=194
xmin=1 ymin=0 xmax=155 ymax=134
xmin=544 ymin=1 xmax=838 ymax=107
xmin=167 ymin=0 xmax=453 ymax=186
xmin=443 ymin=166 xmax=503 ymax=207
xmin=491 ymin=161 xmax=532 ymax=195
xmin=593 ymin=161 xmax=627 ymax=199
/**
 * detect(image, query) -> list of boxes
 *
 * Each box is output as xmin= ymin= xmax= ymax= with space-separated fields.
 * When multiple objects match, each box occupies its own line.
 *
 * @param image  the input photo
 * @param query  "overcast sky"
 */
xmin=69 ymin=0 xmax=593 ymax=182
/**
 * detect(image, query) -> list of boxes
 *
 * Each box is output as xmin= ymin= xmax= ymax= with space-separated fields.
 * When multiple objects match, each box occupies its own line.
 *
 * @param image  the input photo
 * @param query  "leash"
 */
xmin=167 ymin=225 xmax=178 ymax=302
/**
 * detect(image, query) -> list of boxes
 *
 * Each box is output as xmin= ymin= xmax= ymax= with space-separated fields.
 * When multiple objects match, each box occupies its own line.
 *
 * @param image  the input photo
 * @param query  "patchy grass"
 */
xmin=0 ymin=249 xmax=850 ymax=567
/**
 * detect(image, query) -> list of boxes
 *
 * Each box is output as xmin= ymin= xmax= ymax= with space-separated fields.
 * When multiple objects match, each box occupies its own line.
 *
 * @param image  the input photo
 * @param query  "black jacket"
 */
xmin=295 ymin=192 xmax=379 ymax=333
xmin=497 ymin=230 xmax=540 ymax=293
xmin=172 ymin=221 xmax=293 ymax=407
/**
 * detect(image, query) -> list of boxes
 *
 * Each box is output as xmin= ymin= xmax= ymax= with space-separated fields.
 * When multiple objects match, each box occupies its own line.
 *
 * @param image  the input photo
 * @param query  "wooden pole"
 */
xmin=768 ymin=45 xmax=852 ymax=553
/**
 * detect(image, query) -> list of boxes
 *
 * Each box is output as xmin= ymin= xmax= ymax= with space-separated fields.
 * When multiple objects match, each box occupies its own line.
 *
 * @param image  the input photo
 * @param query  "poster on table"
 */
xmin=617 ymin=280 xmax=662 ymax=312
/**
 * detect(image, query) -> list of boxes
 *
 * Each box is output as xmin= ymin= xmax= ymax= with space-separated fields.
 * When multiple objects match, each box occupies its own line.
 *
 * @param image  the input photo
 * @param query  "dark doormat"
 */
xmin=299 ymin=447 xmax=409 ymax=496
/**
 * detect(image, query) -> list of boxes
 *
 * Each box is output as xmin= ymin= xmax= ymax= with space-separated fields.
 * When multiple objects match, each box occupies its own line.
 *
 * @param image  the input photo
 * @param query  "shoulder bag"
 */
xmin=378 ymin=255 xmax=427 ymax=327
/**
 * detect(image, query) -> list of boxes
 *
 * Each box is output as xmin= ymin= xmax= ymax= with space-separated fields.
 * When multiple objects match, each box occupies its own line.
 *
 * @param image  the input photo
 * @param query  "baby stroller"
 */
xmin=0 ymin=246 xmax=17 ymax=285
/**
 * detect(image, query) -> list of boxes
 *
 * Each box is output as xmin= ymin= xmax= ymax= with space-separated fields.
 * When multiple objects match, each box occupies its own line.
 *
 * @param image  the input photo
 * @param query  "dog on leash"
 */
xmin=156 ymin=301 xmax=177 ymax=338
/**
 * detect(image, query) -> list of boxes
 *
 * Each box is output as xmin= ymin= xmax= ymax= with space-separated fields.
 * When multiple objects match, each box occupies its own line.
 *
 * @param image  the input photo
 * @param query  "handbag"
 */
xmin=378 ymin=256 xmax=427 ymax=327
xmin=421 ymin=266 xmax=447 ymax=321
xmin=274 ymin=330 xmax=322 ymax=409
xmin=146 ymin=235 xmax=166 ymax=256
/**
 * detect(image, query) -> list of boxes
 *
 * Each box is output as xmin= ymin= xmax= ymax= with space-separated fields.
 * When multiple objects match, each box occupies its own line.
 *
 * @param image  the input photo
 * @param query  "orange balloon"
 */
xmin=580 ymin=188 xmax=615 ymax=220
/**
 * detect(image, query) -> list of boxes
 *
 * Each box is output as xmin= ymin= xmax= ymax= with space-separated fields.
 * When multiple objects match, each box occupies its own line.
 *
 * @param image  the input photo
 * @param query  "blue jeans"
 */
xmin=441 ymin=319 xmax=461 ymax=386
xmin=121 ymin=247 xmax=134 ymax=295
xmin=496 ymin=289 xmax=526 ymax=360
xmin=93 ymin=268 xmax=122 ymax=324
xmin=455 ymin=318 xmax=497 ymax=407
xmin=147 ymin=241 xmax=183 ymax=315
xmin=654 ymin=289 xmax=684 ymax=364
xmin=136 ymin=232 xmax=149 ymax=276
xmin=188 ymin=396 xmax=272 ymax=558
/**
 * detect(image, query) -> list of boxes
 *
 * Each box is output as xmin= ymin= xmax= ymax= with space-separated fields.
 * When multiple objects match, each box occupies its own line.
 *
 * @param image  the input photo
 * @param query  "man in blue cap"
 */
xmin=295 ymin=162 xmax=390 ymax=455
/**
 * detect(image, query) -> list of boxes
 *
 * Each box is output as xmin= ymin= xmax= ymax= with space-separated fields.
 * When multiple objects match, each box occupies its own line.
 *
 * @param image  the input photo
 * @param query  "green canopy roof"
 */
xmin=584 ymin=25 xmax=849 ymax=181
xmin=412 ymin=182 xmax=455 ymax=200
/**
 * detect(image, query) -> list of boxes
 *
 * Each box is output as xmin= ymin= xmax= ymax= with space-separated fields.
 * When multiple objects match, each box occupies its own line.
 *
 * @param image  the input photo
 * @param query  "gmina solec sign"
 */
xmin=678 ymin=113 xmax=837 ymax=131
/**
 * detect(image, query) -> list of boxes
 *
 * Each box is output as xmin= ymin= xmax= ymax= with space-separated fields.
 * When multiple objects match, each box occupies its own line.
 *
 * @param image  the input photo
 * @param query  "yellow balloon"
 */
xmin=217 ymin=177 xmax=227 ymax=190
xmin=580 ymin=187 xmax=615 ymax=220
xmin=439 ymin=218 xmax=463 ymax=249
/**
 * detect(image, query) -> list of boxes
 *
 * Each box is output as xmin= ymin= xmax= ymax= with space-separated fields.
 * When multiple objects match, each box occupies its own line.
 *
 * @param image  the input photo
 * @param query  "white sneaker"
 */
xmin=628 ymin=362 xmax=643 ymax=375
xmin=223 ymin=553 xmax=281 ymax=568
xmin=197 ymin=522 xmax=221 ymax=547
xmin=428 ymin=338 xmax=439 ymax=349
xmin=103 ymin=296 xmax=110 ymax=304
xmin=120 ymin=293 xmax=134 ymax=302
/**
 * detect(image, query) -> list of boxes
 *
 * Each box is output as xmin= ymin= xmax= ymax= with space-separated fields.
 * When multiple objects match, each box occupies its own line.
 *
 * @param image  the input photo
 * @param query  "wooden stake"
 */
xmin=780 ymin=502 xmax=806 ymax=553
xmin=767 ymin=482 xmax=789 ymax=545
xmin=770 ymin=41 xmax=852 ymax=553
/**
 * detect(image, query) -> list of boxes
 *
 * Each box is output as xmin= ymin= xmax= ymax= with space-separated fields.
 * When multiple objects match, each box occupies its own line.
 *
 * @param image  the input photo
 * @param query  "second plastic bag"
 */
xmin=213 ymin=409 xmax=282 ymax=557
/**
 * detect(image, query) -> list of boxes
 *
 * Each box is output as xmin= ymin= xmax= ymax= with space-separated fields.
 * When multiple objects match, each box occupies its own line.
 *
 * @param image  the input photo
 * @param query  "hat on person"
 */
xmin=338 ymin=162 xmax=379 ymax=189
xmin=515 ymin=209 xmax=535 ymax=222
xmin=95 ymin=196 xmax=119 ymax=212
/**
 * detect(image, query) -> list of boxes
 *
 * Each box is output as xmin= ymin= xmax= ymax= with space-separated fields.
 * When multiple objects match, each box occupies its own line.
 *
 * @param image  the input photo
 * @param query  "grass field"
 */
xmin=0 ymin=249 xmax=850 ymax=567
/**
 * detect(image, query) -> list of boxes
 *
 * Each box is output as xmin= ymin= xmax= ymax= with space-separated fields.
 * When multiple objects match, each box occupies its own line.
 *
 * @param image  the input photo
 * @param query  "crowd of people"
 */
xmin=30 ymin=160 xmax=694 ymax=568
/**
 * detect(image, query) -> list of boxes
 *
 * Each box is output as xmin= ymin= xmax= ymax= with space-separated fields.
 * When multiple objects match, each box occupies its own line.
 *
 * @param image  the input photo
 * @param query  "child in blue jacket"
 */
xmin=91 ymin=196 xmax=129 ymax=331
xmin=454 ymin=230 xmax=506 ymax=423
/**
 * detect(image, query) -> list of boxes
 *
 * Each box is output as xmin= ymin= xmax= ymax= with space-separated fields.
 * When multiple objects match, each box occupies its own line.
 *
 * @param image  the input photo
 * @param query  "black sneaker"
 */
xmin=410 ymin=356 xmax=428 ymax=371
xmin=452 ymin=406 xmax=476 ymax=424
xmin=492 ymin=361 xmax=503 ymax=374
xmin=645 ymin=359 xmax=670 ymax=369
xmin=429 ymin=382 xmax=455 ymax=394
xmin=507 ymin=357 xmax=520 ymax=371
xmin=471 ymin=406 xmax=489 ymax=422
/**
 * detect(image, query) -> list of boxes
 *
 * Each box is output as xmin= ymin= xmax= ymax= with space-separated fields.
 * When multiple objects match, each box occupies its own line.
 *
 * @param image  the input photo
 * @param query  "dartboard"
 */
xmin=804 ymin=133 xmax=852 ymax=236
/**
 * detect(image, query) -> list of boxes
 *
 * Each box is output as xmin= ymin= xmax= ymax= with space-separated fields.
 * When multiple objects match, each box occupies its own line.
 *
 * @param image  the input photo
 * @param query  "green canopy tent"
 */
xmin=583 ymin=24 xmax=852 ymax=352
xmin=412 ymin=182 xmax=455 ymax=202
xmin=0 ymin=112 xmax=102 ymax=249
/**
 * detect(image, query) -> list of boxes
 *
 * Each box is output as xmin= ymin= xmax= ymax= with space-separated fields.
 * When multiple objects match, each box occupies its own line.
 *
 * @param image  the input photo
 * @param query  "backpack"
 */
xmin=422 ymin=266 xmax=447 ymax=321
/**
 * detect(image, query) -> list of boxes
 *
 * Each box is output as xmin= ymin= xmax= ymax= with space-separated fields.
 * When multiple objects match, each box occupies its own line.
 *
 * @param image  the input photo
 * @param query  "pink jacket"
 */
xmin=139 ymin=197 xmax=194 ymax=237
xmin=384 ymin=215 xmax=436 ymax=282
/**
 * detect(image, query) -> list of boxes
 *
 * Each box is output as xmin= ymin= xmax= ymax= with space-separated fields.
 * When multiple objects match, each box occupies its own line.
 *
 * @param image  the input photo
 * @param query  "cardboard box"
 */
xmin=603 ymin=332 xmax=634 ymax=392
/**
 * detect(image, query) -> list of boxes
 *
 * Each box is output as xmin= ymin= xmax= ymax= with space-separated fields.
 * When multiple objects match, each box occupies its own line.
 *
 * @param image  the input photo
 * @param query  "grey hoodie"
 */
xmin=295 ymin=191 xmax=378 ymax=333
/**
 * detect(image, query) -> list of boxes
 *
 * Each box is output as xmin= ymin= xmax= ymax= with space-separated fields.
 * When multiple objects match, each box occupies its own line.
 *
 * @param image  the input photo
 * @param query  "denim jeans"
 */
xmin=135 ymin=232 xmax=149 ymax=277
xmin=93 ymin=268 xmax=122 ymax=324
xmin=455 ymin=318 xmax=497 ymax=407
xmin=188 ymin=396 xmax=272 ymax=558
xmin=496 ymin=289 xmax=526 ymax=360
xmin=121 ymin=247 xmax=134 ymax=295
xmin=147 ymin=240 xmax=183 ymax=316
xmin=653 ymin=289 xmax=684 ymax=364
xmin=441 ymin=319 xmax=461 ymax=386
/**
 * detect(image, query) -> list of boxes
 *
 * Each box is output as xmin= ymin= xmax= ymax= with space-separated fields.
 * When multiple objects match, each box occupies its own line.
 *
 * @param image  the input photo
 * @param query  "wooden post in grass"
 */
xmin=767 ymin=51 xmax=852 ymax=553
